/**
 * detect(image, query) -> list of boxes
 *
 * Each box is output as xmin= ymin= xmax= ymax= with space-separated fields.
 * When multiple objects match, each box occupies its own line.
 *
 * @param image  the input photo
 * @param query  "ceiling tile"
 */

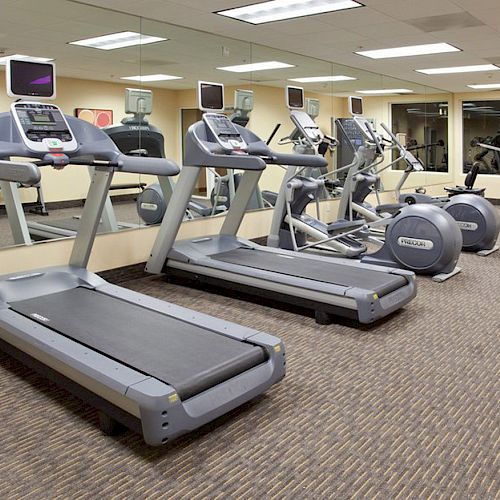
xmin=371 ymin=0 xmax=463 ymax=21
xmin=318 ymin=7 xmax=394 ymax=27
xmin=469 ymin=8 xmax=500 ymax=27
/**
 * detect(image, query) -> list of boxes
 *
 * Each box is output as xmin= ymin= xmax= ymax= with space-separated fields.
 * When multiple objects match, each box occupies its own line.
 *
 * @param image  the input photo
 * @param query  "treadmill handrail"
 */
xmin=0 ymin=160 xmax=40 ymax=185
xmin=267 ymin=151 xmax=328 ymax=168
xmin=184 ymin=123 xmax=266 ymax=171
xmin=246 ymin=141 xmax=328 ymax=168
xmin=109 ymin=153 xmax=180 ymax=176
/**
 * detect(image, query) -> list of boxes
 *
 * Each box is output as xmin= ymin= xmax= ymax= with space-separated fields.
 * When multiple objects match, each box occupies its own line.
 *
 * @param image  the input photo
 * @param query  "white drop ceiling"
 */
xmin=2 ymin=0 xmax=500 ymax=94
xmin=71 ymin=0 xmax=500 ymax=93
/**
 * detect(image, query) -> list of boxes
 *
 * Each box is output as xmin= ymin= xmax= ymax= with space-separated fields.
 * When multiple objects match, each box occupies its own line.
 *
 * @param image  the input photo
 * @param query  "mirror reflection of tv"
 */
xmin=306 ymin=98 xmax=320 ymax=119
xmin=349 ymin=96 xmax=363 ymax=116
xmin=125 ymin=88 xmax=152 ymax=115
xmin=234 ymin=89 xmax=254 ymax=112
xmin=7 ymin=59 xmax=56 ymax=99
xmin=286 ymin=86 xmax=304 ymax=109
xmin=198 ymin=81 xmax=224 ymax=112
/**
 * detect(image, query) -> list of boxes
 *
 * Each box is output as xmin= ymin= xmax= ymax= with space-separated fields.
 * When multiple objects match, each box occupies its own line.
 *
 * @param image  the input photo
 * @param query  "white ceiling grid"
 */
xmin=70 ymin=0 xmax=500 ymax=92
xmin=1 ymin=0 xmax=500 ymax=92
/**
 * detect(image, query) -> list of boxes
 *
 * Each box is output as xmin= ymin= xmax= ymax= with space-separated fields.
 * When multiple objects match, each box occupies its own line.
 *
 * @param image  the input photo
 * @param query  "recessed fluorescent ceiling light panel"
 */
xmin=70 ymin=31 xmax=167 ymax=50
xmin=467 ymin=83 xmax=500 ymax=89
xmin=288 ymin=75 xmax=356 ymax=83
xmin=217 ymin=0 xmax=362 ymax=24
xmin=355 ymin=43 xmax=460 ymax=59
xmin=357 ymin=89 xmax=413 ymax=94
xmin=0 ymin=54 xmax=53 ymax=65
xmin=217 ymin=61 xmax=294 ymax=72
xmin=416 ymin=64 xmax=499 ymax=75
xmin=121 ymin=74 xmax=183 ymax=82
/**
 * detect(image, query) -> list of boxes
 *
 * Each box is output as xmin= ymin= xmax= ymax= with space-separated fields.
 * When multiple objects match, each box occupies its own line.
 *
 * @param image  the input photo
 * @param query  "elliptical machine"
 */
xmin=268 ymin=91 xmax=463 ymax=282
xmin=391 ymin=129 xmax=499 ymax=256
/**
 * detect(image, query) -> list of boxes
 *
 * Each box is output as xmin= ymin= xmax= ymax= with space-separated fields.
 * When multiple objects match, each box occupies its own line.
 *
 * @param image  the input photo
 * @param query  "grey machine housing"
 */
xmin=0 ymin=109 xmax=285 ymax=446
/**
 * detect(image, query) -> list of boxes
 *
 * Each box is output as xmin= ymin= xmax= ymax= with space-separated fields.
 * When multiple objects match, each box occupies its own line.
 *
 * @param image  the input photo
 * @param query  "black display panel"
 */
xmin=199 ymin=82 xmax=224 ymax=111
xmin=350 ymin=96 xmax=363 ymax=115
xmin=287 ymin=86 xmax=304 ymax=109
xmin=9 ymin=60 xmax=55 ymax=98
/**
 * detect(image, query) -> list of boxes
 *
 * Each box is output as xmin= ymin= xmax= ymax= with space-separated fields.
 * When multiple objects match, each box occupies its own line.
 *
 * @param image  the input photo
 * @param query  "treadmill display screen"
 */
xmin=205 ymin=114 xmax=240 ymax=137
xmin=8 ymin=60 xmax=55 ymax=98
xmin=199 ymin=82 xmax=224 ymax=111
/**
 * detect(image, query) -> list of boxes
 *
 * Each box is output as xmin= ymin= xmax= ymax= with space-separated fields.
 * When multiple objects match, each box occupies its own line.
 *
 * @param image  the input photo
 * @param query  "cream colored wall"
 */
xmin=0 ymin=209 xmax=267 ymax=274
xmin=0 ymin=75 xmax=179 ymax=205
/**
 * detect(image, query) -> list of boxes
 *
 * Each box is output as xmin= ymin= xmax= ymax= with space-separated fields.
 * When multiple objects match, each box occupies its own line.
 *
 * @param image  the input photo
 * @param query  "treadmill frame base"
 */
xmin=166 ymin=267 xmax=359 ymax=325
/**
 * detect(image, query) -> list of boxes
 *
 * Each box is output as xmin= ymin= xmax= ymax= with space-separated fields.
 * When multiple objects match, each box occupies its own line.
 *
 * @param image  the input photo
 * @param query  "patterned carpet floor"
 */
xmin=0 ymin=246 xmax=498 ymax=498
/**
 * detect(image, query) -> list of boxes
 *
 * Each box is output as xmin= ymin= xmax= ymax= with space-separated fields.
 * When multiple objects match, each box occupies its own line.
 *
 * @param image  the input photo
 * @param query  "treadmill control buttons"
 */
xmin=43 ymin=138 xmax=64 ymax=150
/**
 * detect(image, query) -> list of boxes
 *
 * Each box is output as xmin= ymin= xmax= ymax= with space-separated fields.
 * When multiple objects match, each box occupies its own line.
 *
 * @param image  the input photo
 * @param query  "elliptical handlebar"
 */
xmin=363 ymin=119 xmax=385 ymax=157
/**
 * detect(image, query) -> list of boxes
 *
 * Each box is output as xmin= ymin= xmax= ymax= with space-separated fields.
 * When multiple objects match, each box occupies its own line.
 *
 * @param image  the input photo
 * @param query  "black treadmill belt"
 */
xmin=213 ymin=248 xmax=406 ymax=297
xmin=10 ymin=288 xmax=265 ymax=400
xmin=44 ymin=218 xmax=127 ymax=233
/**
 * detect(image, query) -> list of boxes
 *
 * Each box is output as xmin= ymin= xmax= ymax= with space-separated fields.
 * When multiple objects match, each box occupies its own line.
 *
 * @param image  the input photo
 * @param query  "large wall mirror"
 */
xmin=0 ymin=0 xmax=450 ymax=253
xmin=0 ymin=0 xmax=143 ymax=250
xmin=462 ymin=100 xmax=500 ymax=175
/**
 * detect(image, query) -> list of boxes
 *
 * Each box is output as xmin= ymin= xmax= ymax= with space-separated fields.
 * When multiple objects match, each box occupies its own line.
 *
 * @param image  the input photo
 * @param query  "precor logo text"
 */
xmin=397 ymin=236 xmax=434 ymax=250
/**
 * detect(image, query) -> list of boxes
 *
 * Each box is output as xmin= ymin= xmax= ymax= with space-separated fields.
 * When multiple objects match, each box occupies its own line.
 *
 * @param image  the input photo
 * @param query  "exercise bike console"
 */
xmin=12 ymin=102 xmax=77 ymax=153
xmin=203 ymin=113 xmax=247 ymax=152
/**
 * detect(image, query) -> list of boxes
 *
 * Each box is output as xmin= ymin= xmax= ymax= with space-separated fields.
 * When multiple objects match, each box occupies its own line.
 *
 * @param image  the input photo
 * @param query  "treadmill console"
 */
xmin=11 ymin=102 xmax=77 ymax=153
xmin=291 ymin=110 xmax=323 ymax=143
xmin=203 ymin=113 xmax=247 ymax=152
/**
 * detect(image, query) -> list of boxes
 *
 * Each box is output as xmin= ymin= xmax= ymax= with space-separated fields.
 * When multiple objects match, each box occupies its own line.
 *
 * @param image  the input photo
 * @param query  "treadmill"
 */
xmin=0 ymin=60 xmax=285 ymax=446
xmin=0 ymin=159 xmax=42 ymax=243
xmin=146 ymin=82 xmax=417 ymax=325
xmin=7 ymin=92 xmax=144 ymax=243
xmin=20 ymin=168 xmax=136 ymax=241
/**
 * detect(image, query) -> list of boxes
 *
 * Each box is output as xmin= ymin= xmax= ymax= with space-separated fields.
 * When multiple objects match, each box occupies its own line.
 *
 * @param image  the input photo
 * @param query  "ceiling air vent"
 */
xmin=406 ymin=12 xmax=484 ymax=33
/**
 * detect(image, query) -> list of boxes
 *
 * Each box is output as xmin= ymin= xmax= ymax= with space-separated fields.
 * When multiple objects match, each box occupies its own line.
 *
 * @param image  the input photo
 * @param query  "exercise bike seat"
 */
xmin=327 ymin=219 xmax=365 ymax=235
xmin=376 ymin=203 xmax=406 ymax=215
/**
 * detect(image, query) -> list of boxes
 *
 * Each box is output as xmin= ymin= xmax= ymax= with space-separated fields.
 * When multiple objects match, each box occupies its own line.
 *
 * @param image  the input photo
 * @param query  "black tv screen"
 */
xmin=350 ymin=96 xmax=363 ymax=115
xmin=9 ymin=60 xmax=55 ymax=98
xmin=287 ymin=86 xmax=304 ymax=109
xmin=200 ymin=83 xmax=224 ymax=111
